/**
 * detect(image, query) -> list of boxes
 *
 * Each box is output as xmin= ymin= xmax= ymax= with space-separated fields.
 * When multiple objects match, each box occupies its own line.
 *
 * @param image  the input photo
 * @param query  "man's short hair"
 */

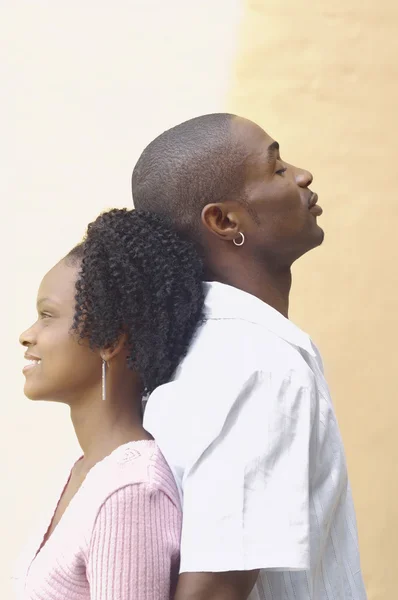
xmin=132 ymin=113 xmax=248 ymax=240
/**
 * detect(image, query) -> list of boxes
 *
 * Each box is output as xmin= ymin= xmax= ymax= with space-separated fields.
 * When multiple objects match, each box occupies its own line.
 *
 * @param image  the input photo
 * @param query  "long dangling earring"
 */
xmin=102 ymin=359 xmax=107 ymax=401
xmin=233 ymin=232 xmax=245 ymax=247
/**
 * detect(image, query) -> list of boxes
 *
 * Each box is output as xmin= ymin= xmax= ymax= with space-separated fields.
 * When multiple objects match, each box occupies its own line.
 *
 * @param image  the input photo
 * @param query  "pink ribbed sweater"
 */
xmin=16 ymin=441 xmax=182 ymax=600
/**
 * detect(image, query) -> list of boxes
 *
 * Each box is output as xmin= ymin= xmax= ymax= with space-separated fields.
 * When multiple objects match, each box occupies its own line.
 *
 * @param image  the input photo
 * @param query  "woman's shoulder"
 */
xmin=68 ymin=441 xmax=181 ymax=559
xmin=87 ymin=440 xmax=180 ymax=507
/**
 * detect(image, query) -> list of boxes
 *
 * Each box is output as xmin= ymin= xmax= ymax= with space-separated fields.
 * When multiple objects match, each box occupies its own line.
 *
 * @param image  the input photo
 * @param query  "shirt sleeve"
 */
xmin=179 ymin=369 xmax=314 ymax=574
xmin=87 ymin=483 xmax=181 ymax=600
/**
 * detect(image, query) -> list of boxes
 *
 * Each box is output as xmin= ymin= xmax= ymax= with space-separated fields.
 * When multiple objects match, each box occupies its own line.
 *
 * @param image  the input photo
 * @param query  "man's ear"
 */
xmin=201 ymin=203 xmax=242 ymax=242
xmin=100 ymin=333 xmax=128 ymax=363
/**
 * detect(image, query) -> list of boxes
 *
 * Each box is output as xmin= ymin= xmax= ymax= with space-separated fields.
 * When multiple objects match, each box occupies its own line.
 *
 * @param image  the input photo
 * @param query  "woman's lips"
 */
xmin=23 ymin=359 xmax=41 ymax=374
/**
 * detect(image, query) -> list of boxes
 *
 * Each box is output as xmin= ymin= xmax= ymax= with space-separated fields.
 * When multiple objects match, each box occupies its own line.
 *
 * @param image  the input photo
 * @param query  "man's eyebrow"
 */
xmin=267 ymin=141 xmax=280 ymax=158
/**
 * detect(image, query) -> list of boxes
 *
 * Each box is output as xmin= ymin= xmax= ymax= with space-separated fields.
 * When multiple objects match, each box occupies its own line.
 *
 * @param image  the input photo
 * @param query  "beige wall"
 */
xmin=229 ymin=2 xmax=398 ymax=599
xmin=2 ymin=1 xmax=396 ymax=599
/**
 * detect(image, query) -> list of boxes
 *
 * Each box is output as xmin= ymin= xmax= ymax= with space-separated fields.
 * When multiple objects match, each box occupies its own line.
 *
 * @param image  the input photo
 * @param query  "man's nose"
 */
xmin=295 ymin=168 xmax=313 ymax=188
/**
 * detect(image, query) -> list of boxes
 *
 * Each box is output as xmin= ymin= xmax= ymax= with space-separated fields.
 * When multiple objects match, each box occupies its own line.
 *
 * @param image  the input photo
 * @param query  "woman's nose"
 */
xmin=19 ymin=325 xmax=36 ymax=347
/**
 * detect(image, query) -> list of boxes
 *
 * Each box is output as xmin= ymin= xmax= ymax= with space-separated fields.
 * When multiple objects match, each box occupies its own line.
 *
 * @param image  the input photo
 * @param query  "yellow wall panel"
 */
xmin=229 ymin=2 xmax=398 ymax=599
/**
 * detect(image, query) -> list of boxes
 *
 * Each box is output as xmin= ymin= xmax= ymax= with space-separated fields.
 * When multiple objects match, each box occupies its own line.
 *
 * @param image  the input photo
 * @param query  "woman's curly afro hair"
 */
xmin=67 ymin=209 xmax=205 ymax=395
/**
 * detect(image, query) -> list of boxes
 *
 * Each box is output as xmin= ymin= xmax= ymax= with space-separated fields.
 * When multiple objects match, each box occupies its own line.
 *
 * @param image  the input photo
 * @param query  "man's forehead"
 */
xmin=231 ymin=117 xmax=275 ymax=154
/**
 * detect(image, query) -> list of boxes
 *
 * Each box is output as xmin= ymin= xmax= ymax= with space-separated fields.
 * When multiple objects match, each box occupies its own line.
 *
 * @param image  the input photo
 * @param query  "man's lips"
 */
xmin=308 ymin=192 xmax=323 ymax=216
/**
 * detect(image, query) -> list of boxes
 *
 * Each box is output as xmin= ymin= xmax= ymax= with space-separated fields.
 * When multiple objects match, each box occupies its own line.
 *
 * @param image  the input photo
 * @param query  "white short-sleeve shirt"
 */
xmin=144 ymin=282 xmax=367 ymax=600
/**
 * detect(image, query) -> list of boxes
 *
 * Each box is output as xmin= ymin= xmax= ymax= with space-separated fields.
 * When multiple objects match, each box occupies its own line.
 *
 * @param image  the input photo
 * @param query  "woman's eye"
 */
xmin=39 ymin=312 xmax=52 ymax=319
xmin=276 ymin=167 xmax=287 ymax=176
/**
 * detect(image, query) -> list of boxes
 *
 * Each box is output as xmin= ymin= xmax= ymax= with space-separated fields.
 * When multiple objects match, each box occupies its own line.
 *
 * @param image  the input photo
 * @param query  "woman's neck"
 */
xmin=70 ymin=386 xmax=152 ymax=471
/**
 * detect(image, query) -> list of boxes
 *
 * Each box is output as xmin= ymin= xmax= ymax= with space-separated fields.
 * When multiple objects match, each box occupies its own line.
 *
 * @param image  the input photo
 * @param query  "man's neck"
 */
xmin=209 ymin=262 xmax=292 ymax=318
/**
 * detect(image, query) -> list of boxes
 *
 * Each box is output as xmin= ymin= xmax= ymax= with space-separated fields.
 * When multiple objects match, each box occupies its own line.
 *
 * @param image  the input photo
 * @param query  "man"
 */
xmin=132 ymin=114 xmax=367 ymax=600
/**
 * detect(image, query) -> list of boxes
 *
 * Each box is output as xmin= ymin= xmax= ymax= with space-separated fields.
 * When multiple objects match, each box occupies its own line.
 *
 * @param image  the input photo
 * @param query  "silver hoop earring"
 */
xmin=233 ymin=232 xmax=245 ymax=247
xmin=102 ymin=359 xmax=107 ymax=401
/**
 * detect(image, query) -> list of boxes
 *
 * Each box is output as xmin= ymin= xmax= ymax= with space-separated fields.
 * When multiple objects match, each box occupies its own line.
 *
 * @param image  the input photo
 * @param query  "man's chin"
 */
xmin=294 ymin=227 xmax=325 ymax=263
xmin=314 ymin=225 xmax=325 ymax=247
xmin=308 ymin=220 xmax=325 ymax=248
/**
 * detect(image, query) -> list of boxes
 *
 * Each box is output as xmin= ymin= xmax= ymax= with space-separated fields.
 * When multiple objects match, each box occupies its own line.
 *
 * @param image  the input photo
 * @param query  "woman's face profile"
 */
xmin=19 ymin=260 xmax=101 ymax=404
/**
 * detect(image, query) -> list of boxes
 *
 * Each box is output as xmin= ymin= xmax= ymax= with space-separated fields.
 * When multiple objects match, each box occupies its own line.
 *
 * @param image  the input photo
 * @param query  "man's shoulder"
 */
xmin=178 ymin=316 xmax=310 ymax=377
xmin=144 ymin=316 xmax=316 ymax=477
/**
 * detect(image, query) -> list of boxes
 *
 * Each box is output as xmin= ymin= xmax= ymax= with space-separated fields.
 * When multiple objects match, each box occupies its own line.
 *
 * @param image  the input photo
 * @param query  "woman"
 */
xmin=17 ymin=209 xmax=204 ymax=600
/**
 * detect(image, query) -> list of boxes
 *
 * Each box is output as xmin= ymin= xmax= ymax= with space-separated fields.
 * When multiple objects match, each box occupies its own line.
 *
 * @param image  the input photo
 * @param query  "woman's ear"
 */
xmin=100 ymin=333 xmax=128 ymax=362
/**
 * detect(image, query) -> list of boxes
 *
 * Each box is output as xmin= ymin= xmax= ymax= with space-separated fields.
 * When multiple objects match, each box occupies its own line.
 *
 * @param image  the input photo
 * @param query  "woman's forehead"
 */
xmin=37 ymin=260 xmax=79 ymax=307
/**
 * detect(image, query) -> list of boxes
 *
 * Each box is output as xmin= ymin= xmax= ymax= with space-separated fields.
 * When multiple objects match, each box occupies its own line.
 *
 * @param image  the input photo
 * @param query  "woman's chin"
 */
xmin=23 ymin=384 xmax=47 ymax=402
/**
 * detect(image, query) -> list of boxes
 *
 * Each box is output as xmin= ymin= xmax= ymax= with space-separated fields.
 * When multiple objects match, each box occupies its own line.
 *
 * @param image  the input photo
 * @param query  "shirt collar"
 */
xmin=203 ymin=281 xmax=316 ymax=357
